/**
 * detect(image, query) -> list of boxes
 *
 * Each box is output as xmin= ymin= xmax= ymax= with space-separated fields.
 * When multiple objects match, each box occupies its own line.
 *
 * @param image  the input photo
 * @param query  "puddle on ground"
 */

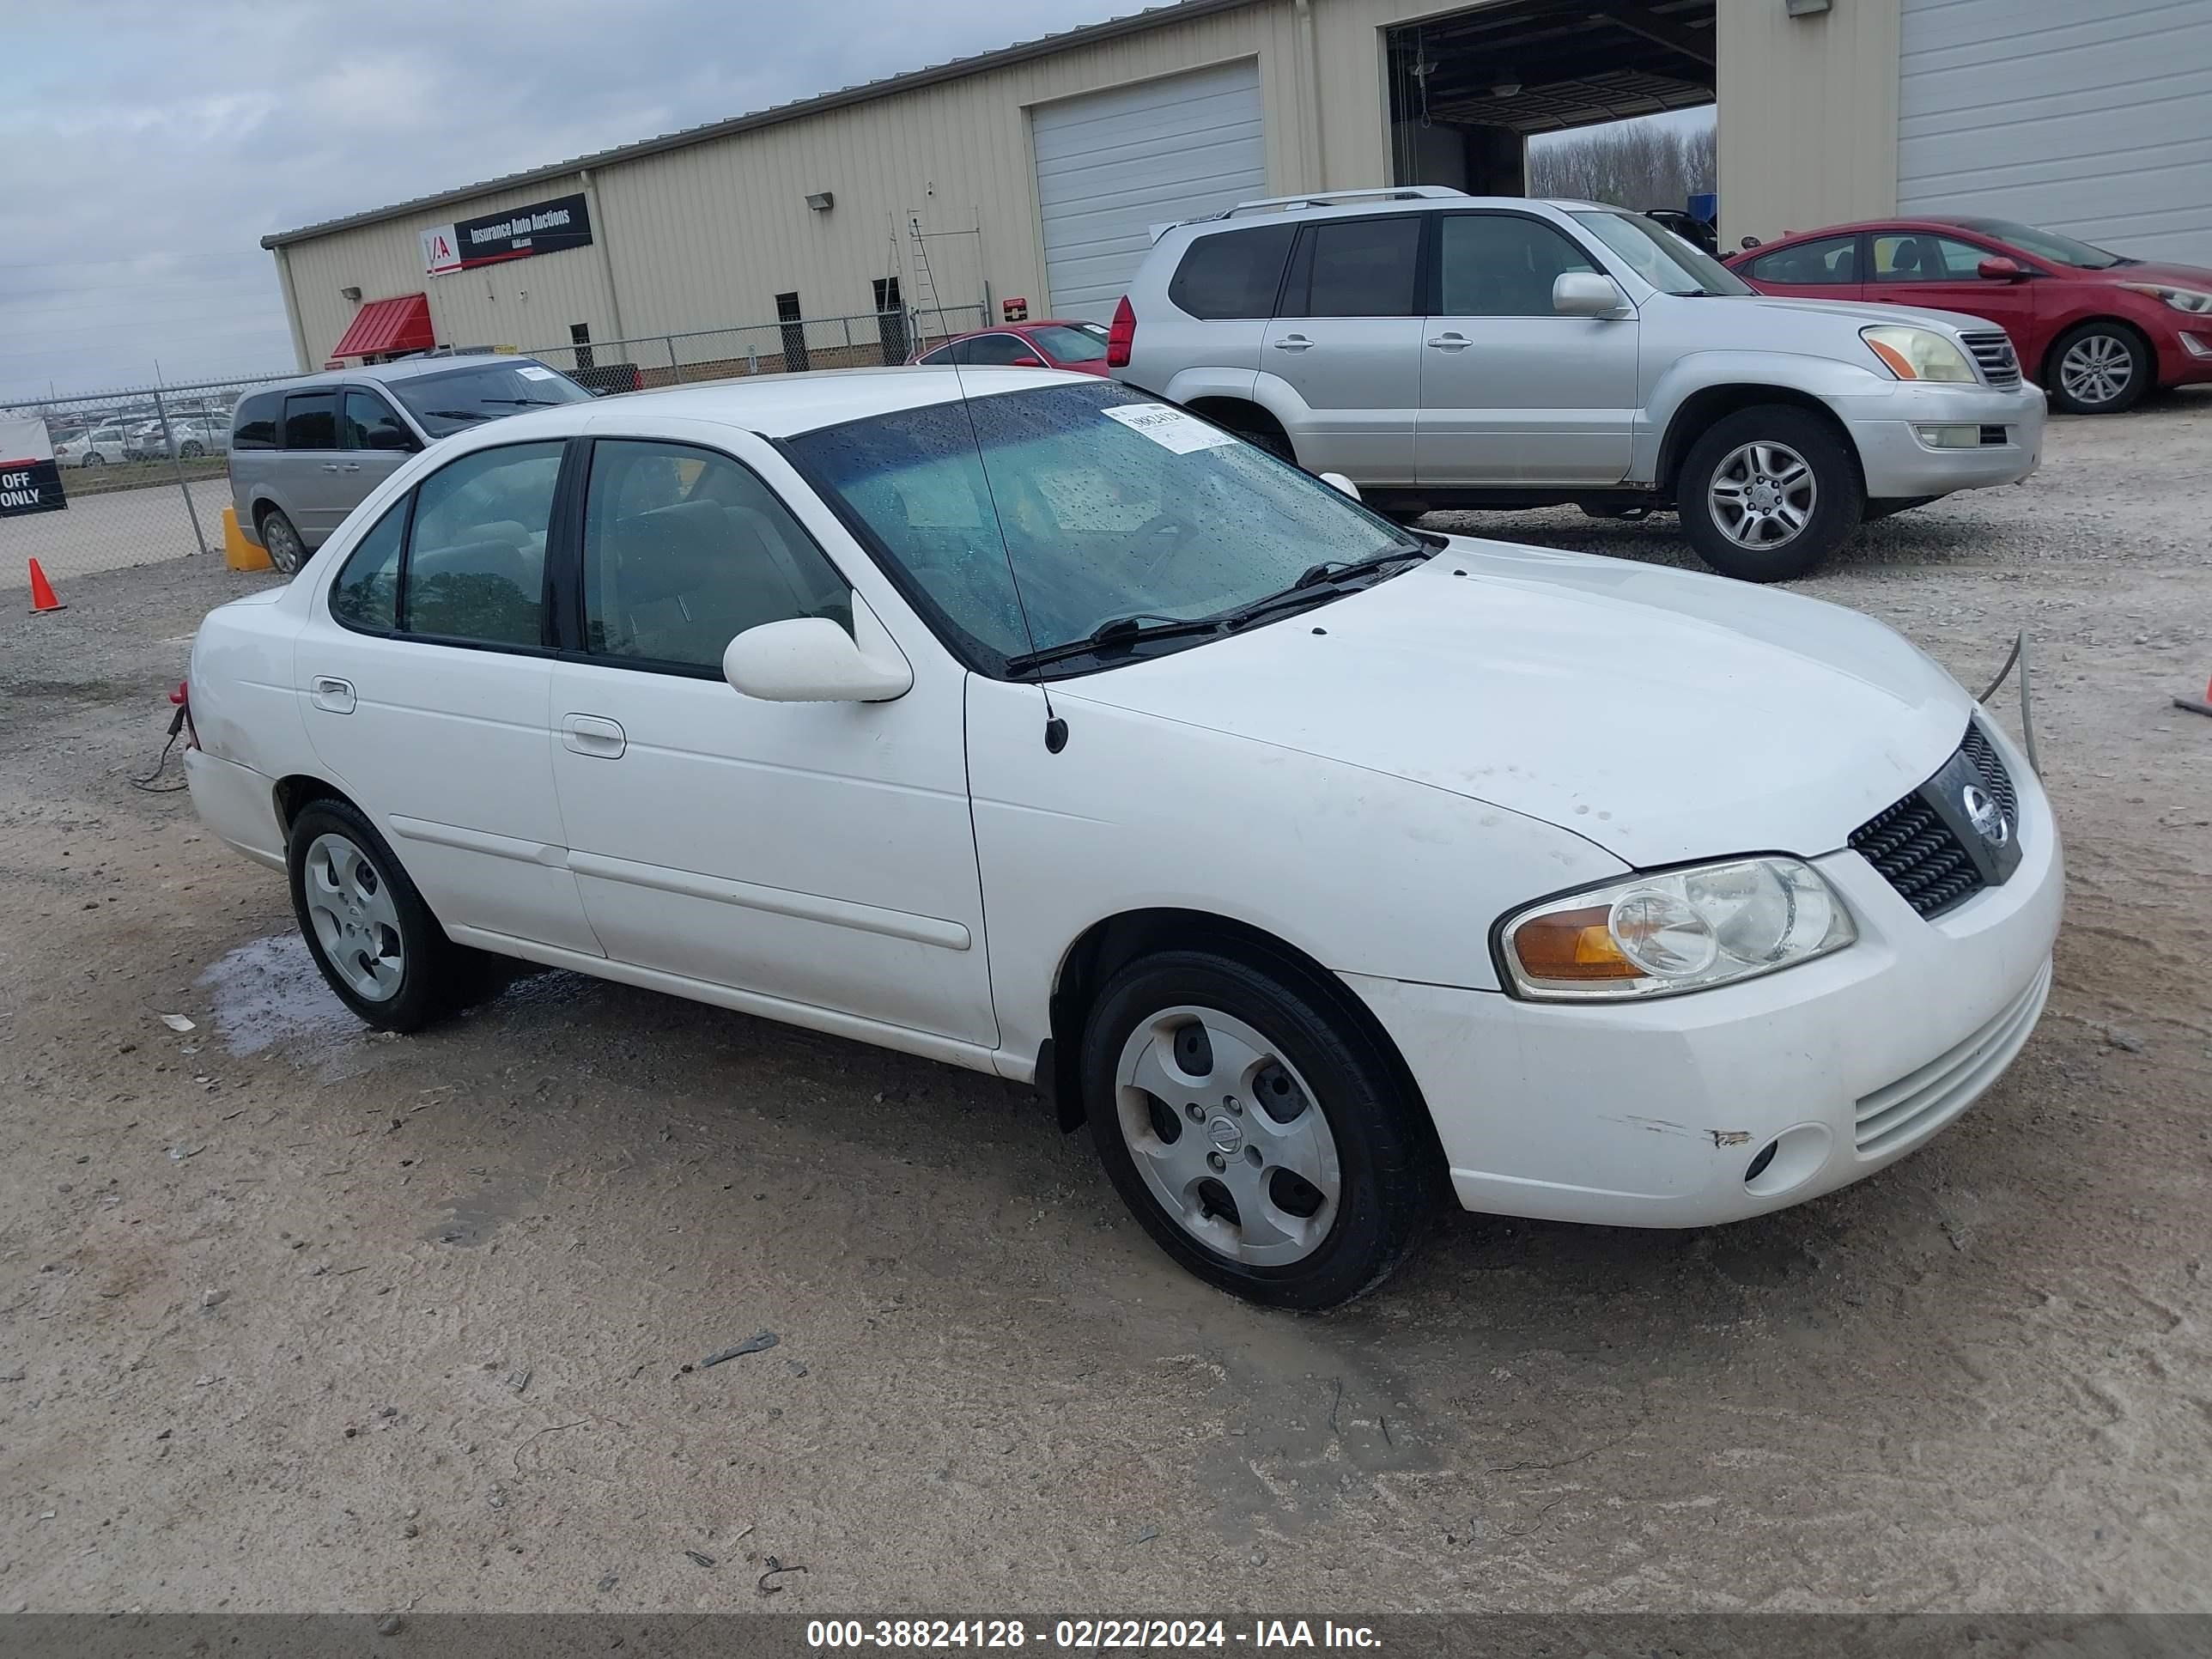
xmin=198 ymin=933 xmax=381 ymax=1079
xmin=425 ymin=1171 xmax=544 ymax=1247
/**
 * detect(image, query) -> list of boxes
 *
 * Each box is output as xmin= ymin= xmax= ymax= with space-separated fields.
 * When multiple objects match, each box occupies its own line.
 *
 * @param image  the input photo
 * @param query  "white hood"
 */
xmin=1056 ymin=541 xmax=1975 ymax=868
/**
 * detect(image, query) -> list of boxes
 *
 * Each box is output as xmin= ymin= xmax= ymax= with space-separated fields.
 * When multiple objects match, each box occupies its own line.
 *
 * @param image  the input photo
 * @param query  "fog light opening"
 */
xmin=1743 ymin=1140 xmax=1779 ymax=1184
xmin=1742 ymin=1122 xmax=1833 ymax=1199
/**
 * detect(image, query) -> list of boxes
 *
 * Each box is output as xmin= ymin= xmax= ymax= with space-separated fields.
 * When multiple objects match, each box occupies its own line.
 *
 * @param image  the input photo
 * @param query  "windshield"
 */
xmin=1947 ymin=216 xmax=2126 ymax=269
xmin=1026 ymin=324 xmax=1109 ymax=363
xmin=785 ymin=381 xmax=1421 ymax=675
xmin=1571 ymin=210 xmax=1752 ymax=296
xmin=388 ymin=360 xmax=592 ymax=438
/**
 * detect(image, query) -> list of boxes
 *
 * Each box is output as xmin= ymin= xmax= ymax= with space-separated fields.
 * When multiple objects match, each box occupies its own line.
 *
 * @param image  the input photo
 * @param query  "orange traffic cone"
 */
xmin=2177 ymin=670 xmax=2212 ymax=719
xmin=27 ymin=559 xmax=65 ymax=614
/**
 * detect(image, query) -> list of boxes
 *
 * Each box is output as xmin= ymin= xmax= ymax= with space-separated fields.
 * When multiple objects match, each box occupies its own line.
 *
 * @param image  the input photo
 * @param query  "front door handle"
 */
xmin=561 ymin=714 xmax=626 ymax=759
xmin=1272 ymin=334 xmax=1313 ymax=352
xmin=337 ymin=462 xmax=362 ymax=472
xmin=1426 ymin=332 xmax=1472 ymax=349
xmin=309 ymin=676 xmax=356 ymax=714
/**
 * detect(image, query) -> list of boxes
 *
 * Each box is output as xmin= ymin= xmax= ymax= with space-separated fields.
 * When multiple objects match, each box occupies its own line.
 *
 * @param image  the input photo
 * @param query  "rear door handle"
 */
xmin=1272 ymin=334 xmax=1313 ymax=352
xmin=319 ymin=462 xmax=342 ymax=472
xmin=309 ymin=676 xmax=356 ymax=714
xmin=1426 ymin=332 xmax=1472 ymax=349
xmin=561 ymin=714 xmax=627 ymax=758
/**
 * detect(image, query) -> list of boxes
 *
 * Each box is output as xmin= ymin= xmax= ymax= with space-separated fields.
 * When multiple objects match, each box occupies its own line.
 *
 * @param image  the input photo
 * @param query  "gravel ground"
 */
xmin=0 ymin=393 xmax=2207 ymax=1615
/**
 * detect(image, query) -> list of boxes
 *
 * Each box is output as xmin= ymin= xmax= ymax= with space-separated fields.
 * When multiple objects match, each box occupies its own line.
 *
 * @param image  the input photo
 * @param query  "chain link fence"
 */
xmin=3 ymin=302 xmax=988 ymax=592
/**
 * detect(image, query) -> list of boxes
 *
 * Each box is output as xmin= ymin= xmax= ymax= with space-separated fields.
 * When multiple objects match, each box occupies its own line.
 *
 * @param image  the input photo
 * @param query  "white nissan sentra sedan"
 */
xmin=183 ymin=368 xmax=2062 ymax=1308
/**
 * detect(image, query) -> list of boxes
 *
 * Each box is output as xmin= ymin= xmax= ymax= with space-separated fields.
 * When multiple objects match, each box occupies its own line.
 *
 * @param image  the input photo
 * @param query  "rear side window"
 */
xmin=1169 ymin=224 xmax=1297 ymax=319
xmin=282 ymin=392 xmax=337 ymax=451
xmin=1747 ymin=235 xmax=1861 ymax=285
xmin=404 ymin=441 xmax=564 ymax=647
xmin=329 ymin=499 xmax=407 ymax=633
xmin=1281 ymin=217 xmax=1423 ymax=319
xmin=963 ymin=334 xmax=1046 ymax=367
xmin=232 ymin=391 xmax=282 ymax=449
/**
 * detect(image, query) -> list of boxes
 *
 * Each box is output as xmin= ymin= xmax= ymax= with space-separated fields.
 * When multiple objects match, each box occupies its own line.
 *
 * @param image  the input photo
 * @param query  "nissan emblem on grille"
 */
xmin=1850 ymin=722 xmax=2024 ymax=918
xmin=1961 ymin=784 xmax=2009 ymax=846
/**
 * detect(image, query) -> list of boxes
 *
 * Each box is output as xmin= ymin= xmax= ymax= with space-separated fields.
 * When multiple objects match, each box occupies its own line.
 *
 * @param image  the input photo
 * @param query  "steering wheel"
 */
xmin=1127 ymin=508 xmax=1199 ymax=583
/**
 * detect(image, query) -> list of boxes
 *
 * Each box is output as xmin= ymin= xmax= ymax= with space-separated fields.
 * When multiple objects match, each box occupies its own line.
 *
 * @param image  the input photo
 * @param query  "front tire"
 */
xmin=287 ymin=799 xmax=477 ymax=1033
xmin=179 ymin=440 xmax=204 ymax=459
xmin=81 ymin=452 xmax=104 ymax=468
xmin=2046 ymin=321 xmax=2151 ymax=415
xmin=258 ymin=507 xmax=306 ymax=574
xmin=1079 ymin=949 xmax=1437 ymax=1310
xmin=1676 ymin=405 xmax=1863 ymax=582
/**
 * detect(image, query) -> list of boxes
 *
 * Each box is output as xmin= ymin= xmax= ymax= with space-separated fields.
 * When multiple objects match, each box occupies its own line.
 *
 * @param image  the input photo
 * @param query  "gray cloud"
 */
xmin=3 ymin=0 xmax=1119 ymax=401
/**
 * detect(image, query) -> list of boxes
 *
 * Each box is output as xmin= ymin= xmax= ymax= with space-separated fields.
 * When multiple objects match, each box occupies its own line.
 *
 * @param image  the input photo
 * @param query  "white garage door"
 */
xmin=1898 ymin=0 xmax=2212 ymax=265
xmin=1031 ymin=60 xmax=1267 ymax=322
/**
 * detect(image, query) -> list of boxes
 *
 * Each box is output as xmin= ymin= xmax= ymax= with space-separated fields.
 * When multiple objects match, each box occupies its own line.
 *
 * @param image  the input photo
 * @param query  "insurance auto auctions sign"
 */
xmin=421 ymin=191 xmax=592 ymax=276
xmin=0 ymin=416 xmax=65 ymax=517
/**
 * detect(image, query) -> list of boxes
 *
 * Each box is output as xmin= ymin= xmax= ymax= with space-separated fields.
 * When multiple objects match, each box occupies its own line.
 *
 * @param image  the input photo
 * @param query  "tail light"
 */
xmin=170 ymin=679 xmax=198 ymax=750
xmin=1107 ymin=295 xmax=1135 ymax=369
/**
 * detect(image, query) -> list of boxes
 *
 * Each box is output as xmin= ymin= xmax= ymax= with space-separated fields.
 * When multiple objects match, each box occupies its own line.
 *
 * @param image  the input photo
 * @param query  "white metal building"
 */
xmin=261 ymin=0 xmax=2212 ymax=376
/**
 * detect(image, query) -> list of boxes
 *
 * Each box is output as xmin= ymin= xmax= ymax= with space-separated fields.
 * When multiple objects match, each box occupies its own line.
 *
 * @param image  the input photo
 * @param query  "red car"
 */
xmin=1726 ymin=216 xmax=2212 ymax=414
xmin=909 ymin=319 xmax=1110 ymax=374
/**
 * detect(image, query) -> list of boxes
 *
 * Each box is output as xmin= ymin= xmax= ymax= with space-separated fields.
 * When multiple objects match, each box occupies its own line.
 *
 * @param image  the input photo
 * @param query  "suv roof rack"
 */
xmin=1219 ymin=185 xmax=1466 ymax=219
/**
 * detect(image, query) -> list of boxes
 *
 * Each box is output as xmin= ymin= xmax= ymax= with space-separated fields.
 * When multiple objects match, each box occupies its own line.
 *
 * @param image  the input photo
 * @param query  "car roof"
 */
xmin=927 ymin=320 xmax=1096 ymax=345
xmin=1178 ymin=195 xmax=1608 ymax=235
xmin=1744 ymin=217 xmax=2003 ymax=246
xmin=469 ymin=365 xmax=1105 ymax=441
xmin=244 ymin=356 xmax=562 ymax=396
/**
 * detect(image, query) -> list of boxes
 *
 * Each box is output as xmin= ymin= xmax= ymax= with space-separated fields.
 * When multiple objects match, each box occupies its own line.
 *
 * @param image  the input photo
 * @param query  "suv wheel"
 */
xmin=1676 ymin=405 xmax=1862 ymax=582
xmin=2047 ymin=322 xmax=2150 ymax=415
xmin=1080 ymin=949 xmax=1436 ymax=1310
xmin=258 ymin=507 xmax=306 ymax=574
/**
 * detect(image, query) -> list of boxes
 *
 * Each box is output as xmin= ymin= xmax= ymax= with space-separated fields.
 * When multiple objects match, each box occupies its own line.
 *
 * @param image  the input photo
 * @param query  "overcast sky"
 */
xmin=1 ymin=0 xmax=1122 ymax=403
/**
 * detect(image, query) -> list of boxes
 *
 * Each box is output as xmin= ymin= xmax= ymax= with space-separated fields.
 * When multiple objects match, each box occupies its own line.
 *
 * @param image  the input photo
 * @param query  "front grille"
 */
xmin=1854 ymin=960 xmax=2051 ymax=1155
xmin=1850 ymin=721 xmax=2021 ymax=920
xmin=1960 ymin=330 xmax=2021 ymax=388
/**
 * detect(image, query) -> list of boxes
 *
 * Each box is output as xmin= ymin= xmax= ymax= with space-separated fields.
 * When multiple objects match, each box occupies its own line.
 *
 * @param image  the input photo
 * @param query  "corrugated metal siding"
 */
xmin=1031 ymin=61 xmax=1268 ymax=320
xmin=1716 ymin=0 xmax=1901 ymax=251
xmin=1898 ymin=0 xmax=2212 ymax=265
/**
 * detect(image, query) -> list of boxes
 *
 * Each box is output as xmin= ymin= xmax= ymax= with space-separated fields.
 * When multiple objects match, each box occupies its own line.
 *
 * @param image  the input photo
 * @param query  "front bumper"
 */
xmin=1346 ymin=718 xmax=2063 ymax=1229
xmin=1838 ymin=380 xmax=2045 ymax=497
xmin=2160 ymin=327 xmax=2212 ymax=388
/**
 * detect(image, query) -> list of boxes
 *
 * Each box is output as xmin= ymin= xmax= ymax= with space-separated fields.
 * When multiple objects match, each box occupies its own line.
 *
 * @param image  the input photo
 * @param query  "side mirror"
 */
xmin=1318 ymin=471 xmax=1362 ymax=501
xmin=723 ymin=592 xmax=913 ymax=703
xmin=1553 ymin=272 xmax=1628 ymax=317
xmin=1740 ymin=235 xmax=1763 ymax=251
xmin=1978 ymin=256 xmax=2027 ymax=282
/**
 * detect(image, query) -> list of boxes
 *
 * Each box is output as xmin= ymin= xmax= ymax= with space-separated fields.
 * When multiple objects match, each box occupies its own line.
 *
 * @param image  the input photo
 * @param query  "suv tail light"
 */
xmin=1107 ymin=296 xmax=1135 ymax=369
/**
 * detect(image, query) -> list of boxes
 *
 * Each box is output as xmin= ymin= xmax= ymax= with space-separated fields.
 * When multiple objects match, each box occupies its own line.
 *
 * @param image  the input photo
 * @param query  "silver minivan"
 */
xmin=229 ymin=356 xmax=591 ymax=572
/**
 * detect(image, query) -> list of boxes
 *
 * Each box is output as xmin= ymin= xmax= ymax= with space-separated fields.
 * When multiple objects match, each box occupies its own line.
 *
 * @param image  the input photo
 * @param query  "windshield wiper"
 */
xmin=1003 ymin=612 xmax=1224 ymax=675
xmin=1224 ymin=547 xmax=1431 ymax=631
xmin=470 ymin=397 xmax=566 ymax=407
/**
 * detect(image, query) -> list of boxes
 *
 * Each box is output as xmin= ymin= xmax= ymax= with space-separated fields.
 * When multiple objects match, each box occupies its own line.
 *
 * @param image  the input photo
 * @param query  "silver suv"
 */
xmin=229 ymin=356 xmax=590 ymax=573
xmin=1109 ymin=187 xmax=2045 ymax=580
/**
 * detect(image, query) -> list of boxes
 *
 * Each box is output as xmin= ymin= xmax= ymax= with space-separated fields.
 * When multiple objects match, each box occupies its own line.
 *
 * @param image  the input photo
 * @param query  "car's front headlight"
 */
xmin=1498 ymin=856 xmax=1856 ymax=1001
xmin=2119 ymin=282 xmax=2212 ymax=316
xmin=1862 ymin=325 xmax=1978 ymax=383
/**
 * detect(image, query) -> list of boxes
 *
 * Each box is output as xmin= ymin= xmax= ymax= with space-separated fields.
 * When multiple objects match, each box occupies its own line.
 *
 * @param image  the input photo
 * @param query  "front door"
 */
xmin=333 ymin=387 xmax=418 ymax=515
xmin=1416 ymin=211 xmax=1638 ymax=486
xmin=1864 ymin=232 xmax=2039 ymax=356
xmin=544 ymin=434 xmax=996 ymax=1045
xmin=297 ymin=437 xmax=601 ymax=954
xmin=1258 ymin=214 xmax=1425 ymax=483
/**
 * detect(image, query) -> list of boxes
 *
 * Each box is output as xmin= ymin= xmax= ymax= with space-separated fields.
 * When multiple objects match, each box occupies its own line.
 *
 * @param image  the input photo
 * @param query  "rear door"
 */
xmin=1259 ymin=214 xmax=1425 ymax=483
xmin=1737 ymin=233 xmax=1866 ymax=302
xmin=277 ymin=390 xmax=346 ymax=542
xmin=1416 ymin=210 xmax=1638 ymax=486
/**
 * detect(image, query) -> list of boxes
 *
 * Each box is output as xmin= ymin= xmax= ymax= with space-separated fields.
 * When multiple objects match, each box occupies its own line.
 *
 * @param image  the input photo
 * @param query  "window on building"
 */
xmin=569 ymin=321 xmax=595 ymax=374
xmin=872 ymin=277 xmax=902 ymax=313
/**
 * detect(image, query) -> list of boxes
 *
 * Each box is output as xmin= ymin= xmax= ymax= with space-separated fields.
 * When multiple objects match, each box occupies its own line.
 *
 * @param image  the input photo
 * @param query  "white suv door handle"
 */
xmin=1272 ymin=334 xmax=1313 ymax=352
xmin=561 ymin=714 xmax=627 ymax=759
xmin=319 ymin=462 xmax=342 ymax=472
xmin=1426 ymin=332 xmax=1472 ymax=349
xmin=309 ymin=676 xmax=356 ymax=714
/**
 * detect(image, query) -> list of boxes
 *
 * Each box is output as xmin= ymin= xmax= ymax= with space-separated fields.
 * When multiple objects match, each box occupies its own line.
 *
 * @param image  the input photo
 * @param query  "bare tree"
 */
xmin=1529 ymin=118 xmax=1717 ymax=213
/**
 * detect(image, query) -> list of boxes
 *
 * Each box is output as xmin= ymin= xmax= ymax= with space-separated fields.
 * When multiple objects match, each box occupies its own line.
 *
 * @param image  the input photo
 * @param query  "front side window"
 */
xmin=282 ymin=392 xmax=337 ymax=451
xmin=403 ymin=441 xmax=564 ymax=646
xmin=963 ymin=334 xmax=1046 ymax=367
xmin=386 ymin=362 xmax=589 ymax=440
xmin=581 ymin=440 xmax=851 ymax=670
xmin=1570 ymin=210 xmax=1751 ymax=296
xmin=1282 ymin=217 xmax=1423 ymax=318
xmin=342 ymin=391 xmax=416 ymax=453
xmin=1169 ymin=223 xmax=1298 ymax=320
xmin=329 ymin=498 xmax=407 ymax=632
xmin=1746 ymin=235 xmax=1861 ymax=286
xmin=1871 ymin=234 xmax=1994 ymax=283
xmin=1437 ymin=215 xmax=1600 ymax=316
xmin=785 ymin=381 xmax=1418 ymax=672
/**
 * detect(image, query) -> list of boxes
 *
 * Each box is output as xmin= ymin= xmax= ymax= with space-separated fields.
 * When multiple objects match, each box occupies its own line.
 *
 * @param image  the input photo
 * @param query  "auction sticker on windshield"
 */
xmin=1102 ymin=403 xmax=1237 ymax=454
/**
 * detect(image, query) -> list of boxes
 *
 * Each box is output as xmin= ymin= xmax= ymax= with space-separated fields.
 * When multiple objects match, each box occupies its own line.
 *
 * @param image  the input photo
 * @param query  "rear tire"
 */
xmin=2045 ymin=321 xmax=2151 ymax=415
xmin=1676 ymin=404 xmax=1862 ymax=582
xmin=286 ymin=799 xmax=477 ymax=1034
xmin=1080 ymin=949 xmax=1436 ymax=1310
xmin=258 ymin=507 xmax=306 ymax=574
xmin=179 ymin=440 xmax=204 ymax=459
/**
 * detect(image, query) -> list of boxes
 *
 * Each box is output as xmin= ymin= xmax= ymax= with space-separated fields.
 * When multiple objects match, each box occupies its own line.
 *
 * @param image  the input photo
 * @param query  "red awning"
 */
xmin=331 ymin=294 xmax=434 ymax=359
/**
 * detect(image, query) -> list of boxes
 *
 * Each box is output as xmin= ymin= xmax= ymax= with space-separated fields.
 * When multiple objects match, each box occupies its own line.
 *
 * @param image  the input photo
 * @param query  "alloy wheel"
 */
xmin=261 ymin=513 xmax=304 ymax=574
xmin=1708 ymin=441 xmax=1817 ymax=550
xmin=302 ymin=833 xmax=404 ymax=1001
xmin=1115 ymin=1005 xmax=1341 ymax=1267
xmin=2058 ymin=333 xmax=2135 ymax=408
